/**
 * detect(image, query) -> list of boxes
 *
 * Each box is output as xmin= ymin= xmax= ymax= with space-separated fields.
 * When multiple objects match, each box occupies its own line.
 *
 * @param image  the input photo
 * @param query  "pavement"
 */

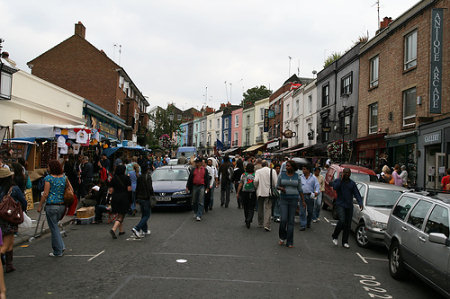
xmin=14 ymin=205 xmax=76 ymax=246
xmin=6 ymin=188 xmax=445 ymax=299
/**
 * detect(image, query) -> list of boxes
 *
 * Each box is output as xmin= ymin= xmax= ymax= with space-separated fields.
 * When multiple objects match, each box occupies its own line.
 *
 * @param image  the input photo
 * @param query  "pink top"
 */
xmin=392 ymin=171 xmax=403 ymax=186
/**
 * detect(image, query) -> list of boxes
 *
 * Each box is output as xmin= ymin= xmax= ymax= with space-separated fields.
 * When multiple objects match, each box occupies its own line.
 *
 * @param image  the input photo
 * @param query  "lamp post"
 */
xmin=341 ymin=94 xmax=349 ymax=163
xmin=169 ymin=113 xmax=174 ymax=156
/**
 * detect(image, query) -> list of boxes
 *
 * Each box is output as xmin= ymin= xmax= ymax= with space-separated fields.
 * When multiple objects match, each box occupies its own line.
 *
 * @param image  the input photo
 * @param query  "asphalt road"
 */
xmin=7 ymin=188 xmax=445 ymax=299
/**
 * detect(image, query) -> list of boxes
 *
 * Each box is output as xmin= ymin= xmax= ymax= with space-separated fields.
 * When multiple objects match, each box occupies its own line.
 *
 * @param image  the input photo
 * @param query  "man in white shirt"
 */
xmin=206 ymin=158 xmax=218 ymax=211
xmin=254 ymin=160 xmax=278 ymax=231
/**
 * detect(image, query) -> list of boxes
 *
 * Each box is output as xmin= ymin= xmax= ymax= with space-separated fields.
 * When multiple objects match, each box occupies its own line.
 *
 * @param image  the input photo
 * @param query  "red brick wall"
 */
xmin=358 ymin=0 xmax=449 ymax=138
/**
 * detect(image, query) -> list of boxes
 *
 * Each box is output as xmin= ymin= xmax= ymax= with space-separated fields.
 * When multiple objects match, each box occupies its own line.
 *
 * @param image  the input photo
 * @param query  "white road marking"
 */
xmin=176 ymin=259 xmax=187 ymax=263
xmin=14 ymin=255 xmax=36 ymax=258
xmin=356 ymin=252 xmax=368 ymax=264
xmin=324 ymin=217 xmax=330 ymax=223
xmin=152 ymin=252 xmax=254 ymax=259
xmin=88 ymin=250 xmax=105 ymax=262
xmin=364 ymin=257 xmax=388 ymax=262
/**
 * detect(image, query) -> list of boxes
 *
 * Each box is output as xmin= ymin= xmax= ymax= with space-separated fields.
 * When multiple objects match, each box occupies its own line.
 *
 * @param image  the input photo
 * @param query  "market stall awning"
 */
xmin=84 ymin=100 xmax=132 ymax=130
xmin=222 ymin=147 xmax=239 ymax=154
xmin=286 ymin=144 xmax=313 ymax=154
xmin=274 ymin=143 xmax=303 ymax=154
xmin=243 ymin=144 xmax=265 ymax=153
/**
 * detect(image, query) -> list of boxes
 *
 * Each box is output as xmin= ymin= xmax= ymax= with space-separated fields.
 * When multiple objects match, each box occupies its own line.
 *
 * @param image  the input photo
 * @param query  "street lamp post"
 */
xmin=341 ymin=94 xmax=349 ymax=163
xmin=169 ymin=113 xmax=174 ymax=157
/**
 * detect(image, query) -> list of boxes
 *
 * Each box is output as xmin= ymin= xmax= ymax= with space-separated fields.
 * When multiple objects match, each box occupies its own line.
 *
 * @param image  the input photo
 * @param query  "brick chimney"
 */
xmin=75 ymin=21 xmax=86 ymax=39
xmin=379 ymin=17 xmax=393 ymax=30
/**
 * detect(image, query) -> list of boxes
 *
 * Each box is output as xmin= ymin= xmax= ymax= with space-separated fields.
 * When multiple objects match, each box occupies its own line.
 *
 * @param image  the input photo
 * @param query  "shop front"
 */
xmin=385 ymin=131 xmax=417 ymax=187
xmin=417 ymin=117 xmax=450 ymax=190
xmin=354 ymin=133 xmax=386 ymax=170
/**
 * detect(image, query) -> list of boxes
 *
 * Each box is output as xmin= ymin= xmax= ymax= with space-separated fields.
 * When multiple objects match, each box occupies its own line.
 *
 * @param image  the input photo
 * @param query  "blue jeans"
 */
xmin=272 ymin=197 xmax=280 ymax=219
xmin=313 ymin=192 xmax=322 ymax=220
xmin=192 ymin=185 xmax=205 ymax=218
xmin=209 ymin=184 xmax=215 ymax=209
xmin=45 ymin=205 xmax=66 ymax=255
xmin=131 ymin=191 xmax=137 ymax=211
xmin=299 ymin=194 xmax=314 ymax=228
xmin=332 ymin=205 xmax=353 ymax=244
xmin=279 ymin=198 xmax=298 ymax=246
xmin=135 ymin=200 xmax=151 ymax=232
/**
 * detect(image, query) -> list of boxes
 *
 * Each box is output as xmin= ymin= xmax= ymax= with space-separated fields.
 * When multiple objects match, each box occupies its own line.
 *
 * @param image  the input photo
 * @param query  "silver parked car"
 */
xmin=384 ymin=192 xmax=450 ymax=297
xmin=351 ymin=182 xmax=407 ymax=248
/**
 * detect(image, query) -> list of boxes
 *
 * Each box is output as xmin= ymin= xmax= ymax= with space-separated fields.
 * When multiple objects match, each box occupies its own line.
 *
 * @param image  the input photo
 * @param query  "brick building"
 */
xmin=27 ymin=22 xmax=149 ymax=143
xmin=357 ymin=0 xmax=449 ymax=187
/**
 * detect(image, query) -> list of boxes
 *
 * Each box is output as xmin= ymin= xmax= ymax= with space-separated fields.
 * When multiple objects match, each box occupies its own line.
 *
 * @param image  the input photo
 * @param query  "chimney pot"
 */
xmin=75 ymin=22 xmax=86 ymax=39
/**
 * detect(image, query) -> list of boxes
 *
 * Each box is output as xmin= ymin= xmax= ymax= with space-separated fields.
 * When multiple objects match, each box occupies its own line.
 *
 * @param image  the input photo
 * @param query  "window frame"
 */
xmin=341 ymin=72 xmax=353 ymax=96
xmin=368 ymin=103 xmax=378 ymax=134
xmin=404 ymin=30 xmax=418 ymax=71
xmin=235 ymin=115 xmax=239 ymax=127
xmin=0 ymin=72 xmax=12 ymax=100
xmin=322 ymin=84 xmax=329 ymax=107
xmin=402 ymin=87 xmax=416 ymax=127
xmin=369 ymin=55 xmax=379 ymax=88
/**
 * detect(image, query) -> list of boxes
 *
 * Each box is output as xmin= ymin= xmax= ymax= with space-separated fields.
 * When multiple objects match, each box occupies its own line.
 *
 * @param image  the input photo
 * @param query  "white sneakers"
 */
xmin=343 ymin=243 xmax=350 ymax=249
xmin=132 ymin=227 xmax=143 ymax=238
xmin=196 ymin=216 xmax=201 ymax=221
xmin=332 ymin=239 xmax=338 ymax=246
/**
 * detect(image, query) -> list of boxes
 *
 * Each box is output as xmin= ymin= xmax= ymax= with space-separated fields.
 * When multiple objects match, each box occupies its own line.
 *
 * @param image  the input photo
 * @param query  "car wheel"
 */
xmin=389 ymin=241 xmax=406 ymax=279
xmin=355 ymin=223 xmax=369 ymax=248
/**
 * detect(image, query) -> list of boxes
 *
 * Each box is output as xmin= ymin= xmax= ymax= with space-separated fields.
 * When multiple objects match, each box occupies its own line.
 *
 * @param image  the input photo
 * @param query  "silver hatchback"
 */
xmin=351 ymin=182 xmax=407 ymax=248
xmin=384 ymin=192 xmax=450 ymax=297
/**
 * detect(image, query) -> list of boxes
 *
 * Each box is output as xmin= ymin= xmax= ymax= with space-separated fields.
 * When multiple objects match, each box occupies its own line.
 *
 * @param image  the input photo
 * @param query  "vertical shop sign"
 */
xmin=430 ymin=8 xmax=443 ymax=114
xmin=264 ymin=109 xmax=269 ymax=132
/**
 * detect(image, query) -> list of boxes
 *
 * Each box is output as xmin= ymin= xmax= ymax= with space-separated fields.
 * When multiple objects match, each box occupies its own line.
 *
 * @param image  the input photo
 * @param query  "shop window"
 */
xmin=370 ymin=56 xmax=379 ymax=88
xmin=369 ymin=103 xmax=378 ymax=134
xmin=403 ymin=87 xmax=416 ymax=127
xmin=321 ymin=117 xmax=329 ymax=143
xmin=404 ymin=30 xmax=417 ymax=70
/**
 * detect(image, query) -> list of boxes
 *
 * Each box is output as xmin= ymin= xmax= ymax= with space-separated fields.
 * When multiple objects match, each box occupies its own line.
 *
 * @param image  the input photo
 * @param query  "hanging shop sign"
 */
xmin=429 ymin=8 xmax=443 ymax=114
xmin=283 ymin=129 xmax=296 ymax=139
xmin=264 ymin=109 xmax=269 ymax=132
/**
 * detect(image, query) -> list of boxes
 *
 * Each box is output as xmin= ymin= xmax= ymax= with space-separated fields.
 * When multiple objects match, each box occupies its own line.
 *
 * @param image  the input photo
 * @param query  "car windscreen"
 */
xmin=176 ymin=151 xmax=194 ymax=159
xmin=366 ymin=188 xmax=403 ymax=208
xmin=152 ymin=169 xmax=189 ymax=181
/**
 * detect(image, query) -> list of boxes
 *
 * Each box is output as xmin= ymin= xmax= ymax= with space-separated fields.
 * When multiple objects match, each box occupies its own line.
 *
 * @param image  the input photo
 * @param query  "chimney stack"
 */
xmin=379 ymin=17 xmax=393 ymax=30
xmin=75 ymin=21 xmax=86 ymax=39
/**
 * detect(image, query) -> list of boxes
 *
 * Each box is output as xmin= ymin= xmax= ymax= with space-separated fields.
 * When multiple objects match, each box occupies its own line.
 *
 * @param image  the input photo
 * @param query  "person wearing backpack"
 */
xmin=0 ymin=168 xmax=27 ymax=272
xmin=218 ymin=155 xmax=233 ymax=208
xmin=236 ymin=163 xmax=257 ymax=228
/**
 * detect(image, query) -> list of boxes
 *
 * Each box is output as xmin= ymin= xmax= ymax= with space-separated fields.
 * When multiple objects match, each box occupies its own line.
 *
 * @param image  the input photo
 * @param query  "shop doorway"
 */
xmin=425 ymin=144 xmax=445 ymax=190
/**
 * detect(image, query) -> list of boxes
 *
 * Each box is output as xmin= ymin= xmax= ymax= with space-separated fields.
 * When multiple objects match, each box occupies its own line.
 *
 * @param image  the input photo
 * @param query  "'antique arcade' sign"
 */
xmin=430 ymin=8 xmax=443 ymax=114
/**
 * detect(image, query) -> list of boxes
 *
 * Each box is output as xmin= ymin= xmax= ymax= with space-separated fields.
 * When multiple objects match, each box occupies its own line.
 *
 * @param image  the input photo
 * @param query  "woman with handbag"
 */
xmin=37 ymin=160 xmax=72 ymax=257
xmin=0 ymin=168 xmax=27 ymax=272
xmin=109 ymin=165 xmax=131 ymax=239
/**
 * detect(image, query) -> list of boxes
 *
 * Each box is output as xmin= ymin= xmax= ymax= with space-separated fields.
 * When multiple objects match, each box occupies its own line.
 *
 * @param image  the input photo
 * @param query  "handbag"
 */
xmin=269 ymin=167 xmax=280 ymax=200
xmin=63 ymin=177 xmax=75 ymax=206
xmin=0 ymin=187 xmax=24 ymax=225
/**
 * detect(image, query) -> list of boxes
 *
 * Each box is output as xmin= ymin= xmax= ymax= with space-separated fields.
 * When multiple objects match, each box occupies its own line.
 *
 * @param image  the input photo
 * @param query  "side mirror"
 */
xmin=429 ymin=232 xmax=448 ymax=245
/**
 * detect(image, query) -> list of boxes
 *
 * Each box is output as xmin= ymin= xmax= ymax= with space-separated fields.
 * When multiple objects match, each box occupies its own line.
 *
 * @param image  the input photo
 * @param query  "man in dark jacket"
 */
xmin=218 ymin=155 xmax=233 ymax=208
xmin=186 ymin=158 xmax=210 ymax=221
xmin=331 ymin=168 xmax=363 ymax=249
xmin=132 ymin=164 xmax=154 ymax=238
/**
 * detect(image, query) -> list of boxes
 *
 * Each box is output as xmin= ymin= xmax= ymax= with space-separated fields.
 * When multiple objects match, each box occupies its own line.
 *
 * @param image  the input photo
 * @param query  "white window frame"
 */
xmin=403 ymin=87 xmax=416 ymax=127
xmin=234 ymin=132 xmax=238 ymax=143
xmin=286 ymin=104 xmax=290 ymax=118
xmin=117 ymin=100 xmax=121 ymax=116
xmin=308 ymin=95 xmax=312 ymax=113
xmin=235 ymin=115 xmax=239 ymax=127
xmin=370 ymin=56 xmax=379 ymax=88
xmin=404 ymin=30 xmax=417 ymax=70
xmin=369 ymin=103 xmax=378 ymax=134
xmin=0 ymin=72 xmax=12 ymax=100
xmin=260 ymin=108 xmax=264 ymax=121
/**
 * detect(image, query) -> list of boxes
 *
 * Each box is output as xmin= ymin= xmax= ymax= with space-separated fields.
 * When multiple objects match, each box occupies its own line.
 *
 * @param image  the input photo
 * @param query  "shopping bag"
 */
xmin=19 ymin=212 xmax=32 ymax=229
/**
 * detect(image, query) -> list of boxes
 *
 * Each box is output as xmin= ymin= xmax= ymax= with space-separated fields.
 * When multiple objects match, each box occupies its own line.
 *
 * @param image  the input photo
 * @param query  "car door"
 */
xmin=404 ymin=199 xmax=434 ymax=270
xmin=324 ymin=168 xmax=336 ymax=206
xmin=416 ymin=204 xmax=450 ymax=293
xmin=352 ymin=183 xmax=366 ymax=229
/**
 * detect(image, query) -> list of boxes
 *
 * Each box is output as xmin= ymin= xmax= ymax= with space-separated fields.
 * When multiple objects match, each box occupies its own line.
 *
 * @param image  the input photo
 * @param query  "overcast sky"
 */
xmin=2 ymin=0 xmax=419 ymax=111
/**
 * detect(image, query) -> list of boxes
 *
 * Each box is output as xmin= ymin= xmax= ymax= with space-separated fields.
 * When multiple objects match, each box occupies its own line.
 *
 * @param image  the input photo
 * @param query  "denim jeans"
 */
xmin=279 ymin=198 xmax=298 ymax=246
xmin=131 ymin=191 xmax=137 ymax=211
xmin=299 ymin=194 xmax=314 ymax=228
xmin=312 ymin=192 xmax=322 ymax=220
xmin=45 ymin=205 xmax=66 ymax=255
xmin=220 ymin=182 xmax=231 ymax=207
xmin=332 ymin=205 xmax=353 ymax=244
xmin=135 ymin=200 xmax=151 ymax=232
xmin=272 ymin=197 xmax=280 ymax=219
xmin=209 ymin=184 xmax=215 ymax=209
xmin=192 ymin=185 xmax=205 ymax=218
xmin=241 ymin=191 xmax=256 ymax=223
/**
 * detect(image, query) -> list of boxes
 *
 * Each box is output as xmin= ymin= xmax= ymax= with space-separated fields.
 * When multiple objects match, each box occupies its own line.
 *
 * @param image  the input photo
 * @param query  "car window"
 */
xmin=424 ymin=205 xmax=450 ymax=238
xmin=393 ymin=195 xmax=417 ymax=220
xmin=351 ymin=173 xmax=370 ymax=182
xmin=152 ymin=169 xmax=189 ymax=181
xmin=407 ymin=200 xmax=433 ymax=230
xmin=357 ymin=184 xmax=366 ymax=200
xmin=366 ymin=189 xmax=403 ymax=208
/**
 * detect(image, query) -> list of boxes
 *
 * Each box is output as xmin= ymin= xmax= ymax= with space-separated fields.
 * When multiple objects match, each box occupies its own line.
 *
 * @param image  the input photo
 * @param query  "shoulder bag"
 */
xmin=63 ymin=177 xmax=75 ymax=206
xmin=0 ymin=187 xmax=24 ymax=225
xmin=269 ymin=168 xmax=279 ymax=200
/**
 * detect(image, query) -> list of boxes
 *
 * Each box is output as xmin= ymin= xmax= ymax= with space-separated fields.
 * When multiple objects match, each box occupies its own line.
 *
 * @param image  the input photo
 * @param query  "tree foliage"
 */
xmin=242 ymin=85 xmax=272 ymax=108
xmin=323 ymin=52 xmax=342 ymax=68
xmin=147 ymin=105 xmax=182 ymax=149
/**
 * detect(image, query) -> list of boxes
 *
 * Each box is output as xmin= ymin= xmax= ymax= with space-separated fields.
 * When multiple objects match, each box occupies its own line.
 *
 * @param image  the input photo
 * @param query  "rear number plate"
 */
xmin=156 ymin=196 xmax=171 ymax=202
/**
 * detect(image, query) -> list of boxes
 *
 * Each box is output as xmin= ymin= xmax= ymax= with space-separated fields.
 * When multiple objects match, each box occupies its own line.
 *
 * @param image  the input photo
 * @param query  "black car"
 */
xmin=151 ymin=165 xmax=191 ymax=209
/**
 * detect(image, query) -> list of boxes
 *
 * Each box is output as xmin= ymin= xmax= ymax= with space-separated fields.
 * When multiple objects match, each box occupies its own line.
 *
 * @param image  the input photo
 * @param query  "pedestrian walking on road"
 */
xmin=277 ymin=160 xmax=304 ymax=248
xmin=299 ymin=165 xmax=320 ymax=230
xmin=312 ymin=167 xmax=325 ymax=222
xmin=233 ymin=159 xmax=245 ymax=209
xmin=109 ymin=165 xmax=131 ymax=239
xmin=271 ymin=163 xmax=281 ymax=222
xmin=254 ymin=161 xmax=277 ymax=231
xmin=37 ymin=160 xmax=70 ymax=257
xmin=132 ymin=164 xmax=153 ymax=238
xmin=331 ymin=168 xmax=363 ymax=249
xmin=236 ymin=163 xmax=257 ymax=228
xmin=218 ymin=156 xmax=233 ymax=208
xmin=128 ymin=163 xmax=140 ymax=216
xmin=206 ymin=158 xmax=218 ymax=211
xmin=0 ymin=168 xmax=27 ymax=269
xmin=0 ymin=228 xmax=6 ymax=298
xmin=186 ymin=158 xmax=210 ymax=221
